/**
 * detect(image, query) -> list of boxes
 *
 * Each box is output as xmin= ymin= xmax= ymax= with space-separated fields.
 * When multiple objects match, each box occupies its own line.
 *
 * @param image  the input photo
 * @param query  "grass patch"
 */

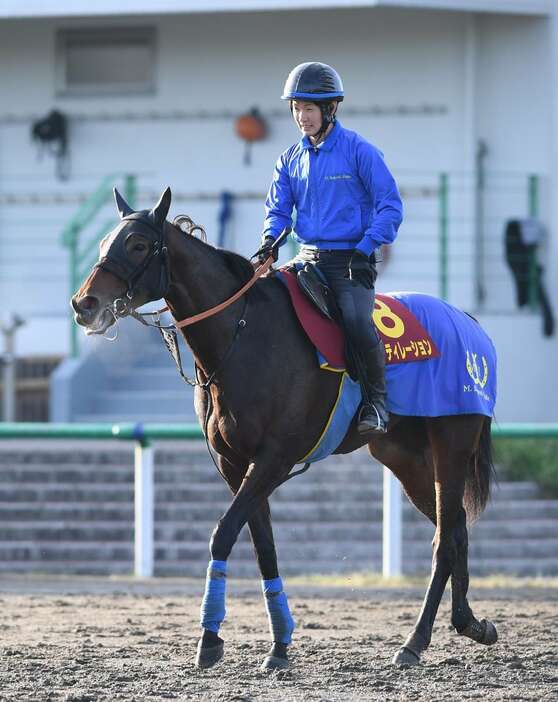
xmin=493 ymin=438 xmax=558 ymax=497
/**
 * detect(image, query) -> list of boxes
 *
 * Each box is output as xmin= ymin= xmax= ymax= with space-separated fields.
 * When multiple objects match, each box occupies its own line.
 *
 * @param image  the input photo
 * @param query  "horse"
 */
xmin=71 ymin=187 xmax=498 ymax=672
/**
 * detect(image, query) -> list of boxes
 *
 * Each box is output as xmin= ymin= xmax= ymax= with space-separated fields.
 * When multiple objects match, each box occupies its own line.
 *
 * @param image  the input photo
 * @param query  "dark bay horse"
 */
xmin=71 ymin=188 xmax=497 ymax=672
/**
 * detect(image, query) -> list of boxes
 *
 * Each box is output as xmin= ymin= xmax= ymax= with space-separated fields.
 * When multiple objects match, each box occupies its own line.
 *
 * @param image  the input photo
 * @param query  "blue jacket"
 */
xmin=263 ymin=120 xmax=403 ymax=257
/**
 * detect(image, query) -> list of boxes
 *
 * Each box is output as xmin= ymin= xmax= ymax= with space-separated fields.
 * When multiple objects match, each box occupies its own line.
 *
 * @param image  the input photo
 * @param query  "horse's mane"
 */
xmin=171 ymin=214 xmax=256 ymax=285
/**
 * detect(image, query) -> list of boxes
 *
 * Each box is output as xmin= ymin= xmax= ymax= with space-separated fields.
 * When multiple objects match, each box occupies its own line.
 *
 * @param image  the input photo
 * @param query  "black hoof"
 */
xmin=195 ymin=639 xmax=224 ymax=669
xmin=480 ymin=619 xmax=498 ymax=645
xmin=459 ymin=618 xmax=498 ymax=646
xmin=261 ymin=654 xmax=289 ymax=672
xmin=392 ymin=646 xmax=421 ymax=667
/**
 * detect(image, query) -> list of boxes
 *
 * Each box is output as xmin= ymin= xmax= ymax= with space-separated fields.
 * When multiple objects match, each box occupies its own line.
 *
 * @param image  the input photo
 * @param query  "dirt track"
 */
xmin=0 ymin=576 xmax=557 ymax=701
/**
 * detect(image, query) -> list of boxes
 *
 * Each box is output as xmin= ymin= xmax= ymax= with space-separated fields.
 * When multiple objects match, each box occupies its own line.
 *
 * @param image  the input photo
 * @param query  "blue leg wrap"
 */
xmin=262 ymin=577 xmax=295 ymax=645
xmin=200 ymin=559 xmax=227 ymax=633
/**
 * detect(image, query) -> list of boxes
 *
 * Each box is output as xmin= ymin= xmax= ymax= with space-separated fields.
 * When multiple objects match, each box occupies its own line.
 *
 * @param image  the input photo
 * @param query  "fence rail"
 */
xmin=0 ymin=422 xmax=555 ymax=578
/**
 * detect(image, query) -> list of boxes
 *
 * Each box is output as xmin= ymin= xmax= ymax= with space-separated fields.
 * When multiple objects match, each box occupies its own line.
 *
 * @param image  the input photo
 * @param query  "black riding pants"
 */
xmin=294 ymin=248 xmax=380 ymax=352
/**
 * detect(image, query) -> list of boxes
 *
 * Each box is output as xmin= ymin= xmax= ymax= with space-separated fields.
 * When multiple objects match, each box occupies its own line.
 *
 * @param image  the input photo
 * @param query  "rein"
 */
xmin=150 ymin=253 xmax=275 ymax=328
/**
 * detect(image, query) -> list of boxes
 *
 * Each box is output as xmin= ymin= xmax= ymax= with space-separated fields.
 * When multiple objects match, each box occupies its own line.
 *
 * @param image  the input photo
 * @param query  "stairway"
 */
xmin=52 ymin=317 xmax=198 ymax=424
xmin=0 ymin=442 xmax=557 ymax=577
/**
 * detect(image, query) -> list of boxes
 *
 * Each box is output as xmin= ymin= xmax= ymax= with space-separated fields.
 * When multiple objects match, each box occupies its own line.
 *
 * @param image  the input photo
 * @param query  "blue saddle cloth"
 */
xmin=298 ymin=292 xmax=497 ymax=464
xmin=385 ymin=293 xmax=497 ymax=417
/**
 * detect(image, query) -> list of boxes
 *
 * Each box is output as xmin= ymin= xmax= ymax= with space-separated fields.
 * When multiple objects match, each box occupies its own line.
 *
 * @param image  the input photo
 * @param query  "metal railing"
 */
xmin=0 ymin=422 xmax=555 ymax=578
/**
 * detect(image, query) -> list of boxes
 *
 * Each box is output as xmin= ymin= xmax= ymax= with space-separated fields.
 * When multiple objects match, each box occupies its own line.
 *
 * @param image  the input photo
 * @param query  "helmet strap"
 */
xmin=313 ymin=101 xmax=336 ymax=144
xmin=289 ymin=100 xmax=337 ymax=144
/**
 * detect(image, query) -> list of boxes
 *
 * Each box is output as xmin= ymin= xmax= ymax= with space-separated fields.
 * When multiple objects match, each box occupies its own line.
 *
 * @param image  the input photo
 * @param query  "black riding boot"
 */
xmin=357 ymin=343 xmax=389 ymax=435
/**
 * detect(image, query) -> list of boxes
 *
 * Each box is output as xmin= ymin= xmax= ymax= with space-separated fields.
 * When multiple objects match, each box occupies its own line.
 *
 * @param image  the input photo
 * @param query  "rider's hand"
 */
xmin=255 ymin=235 xmax=278 ymax=265
xmin=346 ymin=250 xmax=377 ymax=289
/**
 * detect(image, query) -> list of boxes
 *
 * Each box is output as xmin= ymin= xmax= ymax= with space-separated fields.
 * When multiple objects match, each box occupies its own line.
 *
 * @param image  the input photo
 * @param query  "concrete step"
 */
xmin=91 ymin=389 xmax=194 ymax=415
xmin=107 ymin=366 xmax=195 ymax=392
xmin=74 ymin=412 xmax=198 ymax=423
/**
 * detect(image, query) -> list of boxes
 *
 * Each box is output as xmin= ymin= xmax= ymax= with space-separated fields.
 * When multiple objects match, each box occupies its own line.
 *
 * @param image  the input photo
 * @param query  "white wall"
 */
xmin=0 ymin=5 xmax=555 ymax=420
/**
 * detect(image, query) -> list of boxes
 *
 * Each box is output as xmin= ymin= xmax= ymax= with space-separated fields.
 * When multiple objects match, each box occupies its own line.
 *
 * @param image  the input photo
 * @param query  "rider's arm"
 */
xmin=262 ymin=152 xmax=294 ymax=240
xmin=355 ymin=143 xmax=403 ymax=258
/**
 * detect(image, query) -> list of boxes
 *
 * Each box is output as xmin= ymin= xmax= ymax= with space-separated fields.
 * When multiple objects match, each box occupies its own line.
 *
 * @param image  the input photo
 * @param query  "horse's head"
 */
xmin=71 ymin=187 xmax=172 ymax=335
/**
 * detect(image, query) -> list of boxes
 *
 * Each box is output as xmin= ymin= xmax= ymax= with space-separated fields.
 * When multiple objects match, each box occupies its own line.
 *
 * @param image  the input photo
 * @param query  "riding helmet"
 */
xmin=281 ymin=62 xmax=344 ymax=102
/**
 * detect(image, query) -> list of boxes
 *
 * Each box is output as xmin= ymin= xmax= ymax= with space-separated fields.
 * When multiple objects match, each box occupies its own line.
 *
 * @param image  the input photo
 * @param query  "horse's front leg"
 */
xmin=247 ymin=499 xmax=294 ymax=671
xmin=195 ymin=451 xmax=292 ymax=669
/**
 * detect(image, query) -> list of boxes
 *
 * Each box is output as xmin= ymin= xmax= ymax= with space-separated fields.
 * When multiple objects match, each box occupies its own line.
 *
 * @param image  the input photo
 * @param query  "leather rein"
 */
xmin=153 ymin=253 xmax=275 ymax=329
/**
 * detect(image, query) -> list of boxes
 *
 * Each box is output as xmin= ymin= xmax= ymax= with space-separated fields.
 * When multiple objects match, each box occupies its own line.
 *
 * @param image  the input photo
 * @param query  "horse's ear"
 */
xmin=114 ymin=188 xmax=134 ymax=219
xmin=151 ymin=187 xmax=172 ymax=228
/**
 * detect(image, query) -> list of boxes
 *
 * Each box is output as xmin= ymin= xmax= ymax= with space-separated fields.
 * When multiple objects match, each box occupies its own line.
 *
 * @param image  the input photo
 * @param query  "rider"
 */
xmin=258 ymin=61 xmax=403 ymax=434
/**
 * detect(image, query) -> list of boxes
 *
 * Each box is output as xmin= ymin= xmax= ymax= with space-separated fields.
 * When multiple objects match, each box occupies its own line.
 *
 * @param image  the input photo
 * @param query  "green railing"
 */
xmin=527 ymin=173 xmax=539 ymax=311
xmin=437 ymin=171 xmax=541 ymax=308
xmin=1 ymin=421 xmax=556 ymax=442
xmin=61 ymin=174 xmax=137 ymax=358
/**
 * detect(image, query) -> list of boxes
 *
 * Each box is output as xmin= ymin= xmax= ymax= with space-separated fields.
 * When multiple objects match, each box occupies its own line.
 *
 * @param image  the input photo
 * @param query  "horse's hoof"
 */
xmin=392 ymin=646 xmax=421 ymax=667
xmin=480 ymin=619 xmax=498 ymax=646
xmin=195 ymin=640 xmax=224 ymax=669
xmin=459 ymin=618 xmax=498 ymax=646
xmin=261 ymin=654 xmax=289 ymax=672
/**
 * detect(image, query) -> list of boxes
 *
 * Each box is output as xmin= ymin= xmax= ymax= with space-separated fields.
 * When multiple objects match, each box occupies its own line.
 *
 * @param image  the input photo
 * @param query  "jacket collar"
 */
xmin=301 ymin=120 xmax=342 ymax=151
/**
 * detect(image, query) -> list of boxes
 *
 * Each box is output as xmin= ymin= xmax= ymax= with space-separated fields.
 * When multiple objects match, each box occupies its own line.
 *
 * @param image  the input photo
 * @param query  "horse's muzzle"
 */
xmin=71 ymin=294 xmax=100 ymax=327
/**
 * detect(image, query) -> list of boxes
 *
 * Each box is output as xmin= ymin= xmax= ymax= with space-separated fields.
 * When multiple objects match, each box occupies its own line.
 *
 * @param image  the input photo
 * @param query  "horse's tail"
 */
xmin=464 ymin=416 xmax=497 ymax=523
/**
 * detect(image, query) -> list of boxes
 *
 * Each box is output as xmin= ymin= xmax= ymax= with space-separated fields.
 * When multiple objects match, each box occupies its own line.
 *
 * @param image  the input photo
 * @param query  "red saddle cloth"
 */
xmin=279 ymin=268 xmax=439 ymax=369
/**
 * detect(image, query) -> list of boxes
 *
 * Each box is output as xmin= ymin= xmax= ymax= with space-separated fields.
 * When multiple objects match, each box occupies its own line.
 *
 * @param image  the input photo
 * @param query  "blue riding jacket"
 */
xmin=263 ymin=120 xmax=403 ymax=257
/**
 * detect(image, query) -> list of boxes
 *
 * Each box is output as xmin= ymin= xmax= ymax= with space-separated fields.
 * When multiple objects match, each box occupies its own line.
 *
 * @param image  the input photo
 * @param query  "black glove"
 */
xmin=255 ymin=235 xmax=278 ymax=265
xmin=346 ymin=250 xmax=377 ymax=289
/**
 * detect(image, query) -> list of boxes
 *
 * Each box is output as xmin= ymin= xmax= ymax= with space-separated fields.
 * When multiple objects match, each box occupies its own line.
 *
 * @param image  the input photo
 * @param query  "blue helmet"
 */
xmin=281 ymin=62 xmax=344 ymax=102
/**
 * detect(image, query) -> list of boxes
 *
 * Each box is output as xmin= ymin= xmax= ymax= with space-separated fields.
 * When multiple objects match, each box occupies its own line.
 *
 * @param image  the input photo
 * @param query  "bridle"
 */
xmin=94 ymin=213 xmax=169 ymax=320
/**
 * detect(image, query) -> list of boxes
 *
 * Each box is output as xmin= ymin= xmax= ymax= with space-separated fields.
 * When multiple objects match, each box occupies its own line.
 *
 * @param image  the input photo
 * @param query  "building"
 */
xmin=0 ymin=0 xmax=556 ymax=421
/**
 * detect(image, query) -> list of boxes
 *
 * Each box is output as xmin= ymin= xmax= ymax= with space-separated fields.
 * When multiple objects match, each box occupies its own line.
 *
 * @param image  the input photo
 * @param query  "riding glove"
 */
xmin=346 ymin=250 xmax=377 ymax=289
xmin=255 ymin=235 xmax=279 ymax=265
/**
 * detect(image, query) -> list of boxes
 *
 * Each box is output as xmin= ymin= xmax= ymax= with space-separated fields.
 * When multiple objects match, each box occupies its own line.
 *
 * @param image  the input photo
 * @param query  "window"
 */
xmin=56 ymin=27 xmax=156 ymax=96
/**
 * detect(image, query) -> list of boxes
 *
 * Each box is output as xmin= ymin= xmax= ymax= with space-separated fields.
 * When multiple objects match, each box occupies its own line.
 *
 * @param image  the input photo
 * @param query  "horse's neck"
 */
xmin=164 ymin=226 xmax=246 ymax=375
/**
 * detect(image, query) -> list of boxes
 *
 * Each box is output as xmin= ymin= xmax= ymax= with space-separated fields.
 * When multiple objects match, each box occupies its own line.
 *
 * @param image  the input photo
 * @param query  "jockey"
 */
xmin=258 ymin=61 xmax=403 ymax=435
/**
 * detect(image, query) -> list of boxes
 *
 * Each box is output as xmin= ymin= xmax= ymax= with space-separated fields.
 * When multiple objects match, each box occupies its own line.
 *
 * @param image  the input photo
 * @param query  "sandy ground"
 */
xmin=0 ymin=575 xmax=557 ymax=702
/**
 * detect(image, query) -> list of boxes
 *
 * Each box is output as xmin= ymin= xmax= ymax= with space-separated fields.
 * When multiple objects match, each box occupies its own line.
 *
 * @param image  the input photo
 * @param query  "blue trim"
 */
xmin=262 ymin=577 xmax=295 ymax=645
xmin=281 ymin=91 xmax=344 ymax=100
xmin=200 ymin=559 xmax=227 ymax=633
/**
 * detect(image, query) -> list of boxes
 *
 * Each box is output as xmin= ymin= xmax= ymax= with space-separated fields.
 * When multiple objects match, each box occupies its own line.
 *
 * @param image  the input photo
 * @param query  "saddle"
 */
xmin=287 ymin=262 xmax=362 ymax=382
xmin=294 ymin=263 xmax=338 ymax=322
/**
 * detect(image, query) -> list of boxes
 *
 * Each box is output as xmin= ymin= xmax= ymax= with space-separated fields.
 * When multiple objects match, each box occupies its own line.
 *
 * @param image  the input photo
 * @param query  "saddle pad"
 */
xmin=279 ymin=271 xmax=497 ymax=418
xmin=279 ymin=268 xmax=346 ymax=369
xmin=299 ymin=366 xmax=361 ymax=464
xmin=278 ymin=269 xmax=438 ymax=370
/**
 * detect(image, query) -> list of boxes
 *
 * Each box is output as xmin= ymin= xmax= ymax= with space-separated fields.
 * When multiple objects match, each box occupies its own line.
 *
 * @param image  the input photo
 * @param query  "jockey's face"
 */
xmin=292 ymin=100 xmax=322 ymax=137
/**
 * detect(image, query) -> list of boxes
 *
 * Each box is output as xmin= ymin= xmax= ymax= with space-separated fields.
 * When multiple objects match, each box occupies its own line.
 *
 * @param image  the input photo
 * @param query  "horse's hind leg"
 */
xmin=371 ymin=416 xmax=497 ymax=665
xmin=450 ymin=504 xmax=497 ymax=647
xmin=389 ymin=416 xmax=488 ymax=666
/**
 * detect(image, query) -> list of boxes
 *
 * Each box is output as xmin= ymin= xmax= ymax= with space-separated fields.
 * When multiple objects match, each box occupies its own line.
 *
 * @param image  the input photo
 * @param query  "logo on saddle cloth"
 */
xmin=374 ymin=294 xmax=440 ymax=365
xmin=466 ymin=350 xmax=488 ymax=389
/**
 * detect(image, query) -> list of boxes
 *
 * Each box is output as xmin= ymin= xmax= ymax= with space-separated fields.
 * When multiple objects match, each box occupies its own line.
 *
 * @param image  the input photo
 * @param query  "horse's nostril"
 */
xmin=73 ymin=295 xmax=99 ymax=317
xmin=80 ymin=296 xmax=99 ymax=312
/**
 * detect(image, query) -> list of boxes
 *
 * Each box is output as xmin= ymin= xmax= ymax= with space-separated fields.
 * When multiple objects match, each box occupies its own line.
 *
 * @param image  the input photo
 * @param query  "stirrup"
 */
xmin=357 ymin=403 xmax=387 ymax=435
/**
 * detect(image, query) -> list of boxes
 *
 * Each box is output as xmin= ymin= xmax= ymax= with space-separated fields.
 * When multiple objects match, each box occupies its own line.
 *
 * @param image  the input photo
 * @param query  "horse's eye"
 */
xmin=133 ymin=243 xmax=147 ymax=253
